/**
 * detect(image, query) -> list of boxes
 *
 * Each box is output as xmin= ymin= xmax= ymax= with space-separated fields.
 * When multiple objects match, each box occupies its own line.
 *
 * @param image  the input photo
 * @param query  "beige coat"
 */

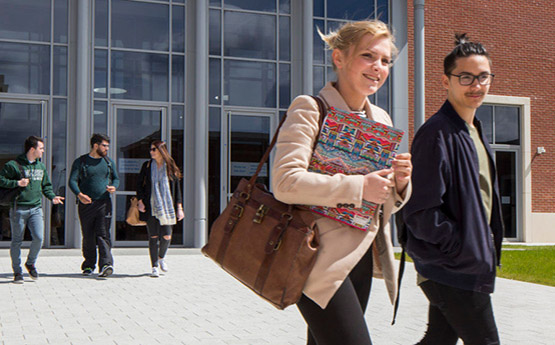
xmin=271 ymin=82 xmax=411 ymax=309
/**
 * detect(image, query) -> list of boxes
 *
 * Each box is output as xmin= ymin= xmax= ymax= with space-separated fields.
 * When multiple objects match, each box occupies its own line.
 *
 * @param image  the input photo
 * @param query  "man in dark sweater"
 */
xmin=0 ymin=136 xmax=64 ymax=283
xmin=69 ymin=133 xmax=119 ymax=277
xmin=402 ymin=34 xmax=504 ymax=345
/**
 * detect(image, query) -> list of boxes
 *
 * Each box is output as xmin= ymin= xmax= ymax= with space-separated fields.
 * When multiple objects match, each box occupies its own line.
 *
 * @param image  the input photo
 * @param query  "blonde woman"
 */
xmin=137 ymin=141 xmax=184 ymax=277
xmin=272 ymin=20 xmax=412 ymax=345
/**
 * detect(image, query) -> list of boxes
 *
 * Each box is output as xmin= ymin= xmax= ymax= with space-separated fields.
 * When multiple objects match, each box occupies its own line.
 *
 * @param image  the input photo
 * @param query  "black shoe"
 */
xmin=99 ymin=265 xmax=113 ymax=277
xmin=13 ymin=273 xmax=24 ymax=284
xmin=25 ymin=263 xmax=39 ymax=280
xmin=82 ymin=267 xmax=93 ymax=276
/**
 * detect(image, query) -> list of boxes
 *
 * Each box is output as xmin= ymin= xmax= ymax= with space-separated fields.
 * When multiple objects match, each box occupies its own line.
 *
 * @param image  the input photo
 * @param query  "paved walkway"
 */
xmin=0 ymin=248 xmax=553 ymax=345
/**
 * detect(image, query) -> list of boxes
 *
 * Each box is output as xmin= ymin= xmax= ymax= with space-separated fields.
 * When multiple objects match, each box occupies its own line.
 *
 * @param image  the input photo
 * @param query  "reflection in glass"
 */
xmin=476 ymin=105 xmax=493 ymax=144
xmin=94 ymin=101 xmax=107 ymax=134
xmin=95 ymin=0 xmax=108 ymax=46
xmin=224 ymin=0 xmax=276 ymax=12
xmin=327 ymin=0 xmax=375 ymax=20
xmin=313 ymin=20 xmax=325 ymax=64
xmin=0 ymin=102 xmax=42 ymax=242
xmin=51 ymin=99 xmax=67 ymax=246
xmin=94 ymin=49 xmax=108 ymax=98
xmin=377 ymin=0 xmax=389 ymax=23
xmin=224 ymin=12 xmax=276 ymax=60
xmin=54 ymin=0 xmax=68 ymax=43
xmin=495 ymin=151 xmax=517 ymax=238
xmin=0 ymin=42 xmax=50 ymax=95
xmin=279 ymin=16 xmax=291 ymax=61
xmin=111 ymin=0 xmax=169 ymax=51
xmin=172 ymin=5 xmax=185 ymax=53
xmin=53 ymin=46 xmax=68 ymax=96
xmin=279 ymin=64 xmax=291 ymax=109
xmin=171 ymin=105 xmax=185 ymax=245
xmin=313 ymin=66 xmax=325 ymax=95
xmin=279 ymin=0 xmax=291 ymax=14
xmin=111 ymin=51 xmax=169 ymax=101
xmin=208 ymin=107 xmax=221 ymax=229
xmin=495 ymin=106 xmax=520 ymax=145
xmin=172 ymin=55 xmax=185 ymax=103
xmin=0 ymin=0 xmax=51 ymax=42
xmin=209 ymin=9 xmax=221 ymax=55
xmin=209 ymin=59 xmax=221 ymax=105
xmin=224 ymin=60 xmax=276 ymax=108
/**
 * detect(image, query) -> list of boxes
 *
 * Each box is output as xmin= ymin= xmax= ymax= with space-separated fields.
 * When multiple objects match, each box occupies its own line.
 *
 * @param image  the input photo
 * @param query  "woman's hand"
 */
xmin=137 ymin=199 xmax=145 ymax=213
xmin=177 ymin=204 xmax=184 ymax=221
xmin=362 ymin=169 xmax=395 ymax=204
xmin=392 ymin=153 xmax=412 ymax=195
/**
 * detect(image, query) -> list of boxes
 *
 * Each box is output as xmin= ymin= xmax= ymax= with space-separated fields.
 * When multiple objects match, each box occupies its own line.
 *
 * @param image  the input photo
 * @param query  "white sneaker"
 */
xmin=159 ymin=258 xmax=168 ymax=272
xmin=151 ymin=267 xmax=159 ymax=278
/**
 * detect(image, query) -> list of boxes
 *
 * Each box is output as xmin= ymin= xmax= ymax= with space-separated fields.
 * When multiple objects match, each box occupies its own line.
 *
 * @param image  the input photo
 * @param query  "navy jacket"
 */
xmin=402 ymin=100 xmax=504 ymax=293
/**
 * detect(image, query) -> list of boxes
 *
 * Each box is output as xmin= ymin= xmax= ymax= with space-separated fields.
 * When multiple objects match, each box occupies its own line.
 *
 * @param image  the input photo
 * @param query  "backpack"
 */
xmin=0 ymin=161 xmax=25 ymax=207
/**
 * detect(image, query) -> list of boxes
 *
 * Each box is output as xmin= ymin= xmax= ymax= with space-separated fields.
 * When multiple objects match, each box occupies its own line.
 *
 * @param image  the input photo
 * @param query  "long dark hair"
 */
xmin=151 ymin=140 xmax=182 ymax=180
xmin=444 ymin=33 xmax=491 ymax=75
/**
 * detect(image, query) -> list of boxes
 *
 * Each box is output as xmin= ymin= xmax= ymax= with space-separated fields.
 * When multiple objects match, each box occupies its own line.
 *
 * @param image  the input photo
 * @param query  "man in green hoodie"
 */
xmin=0 ymin=136 xmax=64 ymax=283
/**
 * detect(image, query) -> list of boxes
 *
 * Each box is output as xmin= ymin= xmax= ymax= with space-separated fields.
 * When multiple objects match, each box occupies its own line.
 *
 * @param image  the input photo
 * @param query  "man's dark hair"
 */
xmin=444 ymin=33 xmax=491 ymax=75
xmin=24 ymin=136 xmax=44 ymax=153
xmin=90 ymin=133 xmax=110 ymax=148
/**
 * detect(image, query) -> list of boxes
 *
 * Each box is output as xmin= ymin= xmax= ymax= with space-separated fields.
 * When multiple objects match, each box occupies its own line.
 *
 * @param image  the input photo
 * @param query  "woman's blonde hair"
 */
xmin=318 ymin=20 xmax=397 ymax=70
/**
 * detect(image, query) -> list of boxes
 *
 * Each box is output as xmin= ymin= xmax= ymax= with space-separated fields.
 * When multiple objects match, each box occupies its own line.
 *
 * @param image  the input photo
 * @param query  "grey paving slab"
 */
xmin=0 ymin=248 xmax=553 ymax=345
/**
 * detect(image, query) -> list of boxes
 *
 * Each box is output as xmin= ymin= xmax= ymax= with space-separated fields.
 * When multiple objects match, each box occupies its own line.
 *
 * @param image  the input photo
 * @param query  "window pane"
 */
xmin=171 ymin=104 xmax=184 ymax=245
xmin=95 ymin=0 xmax=108 ymax=46
xmin=377 ymin=0 xmax=389 ymax=23
xmin=327 ymin=0 xmax=375 ymax=21
xmin=208 ymin=106 xmax=221 ymax=228
xmin=0 ymin=42 xmax=50 ymax=95
xmin=279 ymin=0 xmax=291 ymax=14
xmin=0 ymin=0 xmax=51 ymax=42
xmin=209 ymin=58 xmax=221 ymax=105
xmin=224 ymin=12 xmax=276 ymax=60
xmin=112 ymin=0 xmax=169 ymax=51
xmin=313 ymin=20 xmax=325 ymax=64
xmin=209 ymin=9 xmax=221 ymax=55
xmin=53 ymin=46 xmax=68 ymax=96
xmin=210 ymin=0 xmax=221 ymax=7
xmin=313 ymin=66 xmax=324 ymax=95
xmin=54 ymin=0 xmax=68 ymax=43
xmin=279 ymin=16 xmax=291 ymax=61
xmin=224 ymin=0 xmax=276 ymax=12
xmin=51 ymin=98 xmax=67 ymax=246
xmin=279 ymin=64 xmax=290 ymax=109
xmin=224 ymin=60 xmax=276 ymax=107
xmin=172 ymin=55 xmax=185 ymax=103
xmin=376 ymin=77 xmax=389 ymax=113
xmin=327 ymin=66 xmax=336 ymax=83
xmin=93 ymin=49 xmax=108 ymax=98
xmin=94 ymin=101 xmax=107 ymax=134
xmin=172 ymin=5 xmax=185 ymax=53
xmin=314 ymin=0 xmax=324 ymax=17
xmin=476 ymin=105 xmax=493 ymax=144
xmin=495 ymin=151 xmax=517 ymax=238
xmin=495 ymin=106 xmax=520 ymax=145
xmin=111 ymin=51 xmax=169 ymax=101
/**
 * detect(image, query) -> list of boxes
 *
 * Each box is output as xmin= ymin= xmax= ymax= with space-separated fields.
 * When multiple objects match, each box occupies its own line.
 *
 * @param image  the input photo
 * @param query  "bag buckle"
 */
xmin=253 ymin=204 xmax=269 ymax=224
xmin=231 ymin=204 xmax=244 ymax=218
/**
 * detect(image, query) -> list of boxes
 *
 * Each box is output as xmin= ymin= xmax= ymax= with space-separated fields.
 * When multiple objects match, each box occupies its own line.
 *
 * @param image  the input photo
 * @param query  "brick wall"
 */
xmin=405 ymin=0 xmax=555 ymax=212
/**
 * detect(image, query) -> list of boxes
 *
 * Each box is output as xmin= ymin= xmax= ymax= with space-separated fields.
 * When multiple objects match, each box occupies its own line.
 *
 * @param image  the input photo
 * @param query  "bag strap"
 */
xmin=247 ymin=96 xmax=327 ymax=193
xmin=391 ymin=214 xmax=407 ymax=325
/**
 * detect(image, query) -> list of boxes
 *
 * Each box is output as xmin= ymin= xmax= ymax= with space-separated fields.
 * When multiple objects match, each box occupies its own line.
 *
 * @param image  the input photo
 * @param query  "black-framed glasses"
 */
xmin=150 ymin=147 xmax=157 ymax=152
xmin=100 ymin=143 xmax=110 ymax=148
xmin=448 ymin=73 xmax=494 ymax=86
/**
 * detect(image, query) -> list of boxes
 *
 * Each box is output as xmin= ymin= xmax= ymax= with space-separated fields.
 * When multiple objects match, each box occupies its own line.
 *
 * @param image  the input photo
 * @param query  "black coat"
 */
xmin=136 ymin=160 xmax=183 ymax=222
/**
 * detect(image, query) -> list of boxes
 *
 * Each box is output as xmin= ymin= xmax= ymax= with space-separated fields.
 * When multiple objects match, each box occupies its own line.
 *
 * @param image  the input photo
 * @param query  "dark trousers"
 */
xmin=146 ymin=216 xmax=172 ymax=267
xmin=78 ymin=198 xmax=113 ymax=271
xmin=297 ymin=244 xmax=374 ymax=345
xmin=417 ymin=280 xmax=500 ymax=345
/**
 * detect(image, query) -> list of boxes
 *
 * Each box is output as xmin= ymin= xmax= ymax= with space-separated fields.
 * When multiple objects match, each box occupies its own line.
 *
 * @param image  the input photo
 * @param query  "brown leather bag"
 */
xmin=202 ymin=96 xmax=326 ymax=310
xmin=126 ymin=196 xmax=146 ymax=226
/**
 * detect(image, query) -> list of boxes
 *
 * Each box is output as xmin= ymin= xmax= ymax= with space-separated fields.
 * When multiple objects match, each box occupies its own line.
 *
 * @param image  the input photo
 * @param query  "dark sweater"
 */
xmin=402 ymin=100 xmax=504 ymax=293
xmin=68 ymin=155 xmax=120 ymax=201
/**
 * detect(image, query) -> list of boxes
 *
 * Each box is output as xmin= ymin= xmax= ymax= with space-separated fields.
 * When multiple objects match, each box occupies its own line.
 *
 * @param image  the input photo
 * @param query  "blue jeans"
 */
xmin=10 ymin=206 xmax=44 ymax=274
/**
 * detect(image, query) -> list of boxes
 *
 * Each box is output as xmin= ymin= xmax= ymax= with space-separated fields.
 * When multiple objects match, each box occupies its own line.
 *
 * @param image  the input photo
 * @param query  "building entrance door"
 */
xmin=495 ymin=149 xmax=519 ymax=240
xmin=0 ymin=97 xmax=48 ymax=247
xmin=110 ymin=104 xmax=167 ymax=246
xmin=220 ymin=111 xmax=274 ymax=210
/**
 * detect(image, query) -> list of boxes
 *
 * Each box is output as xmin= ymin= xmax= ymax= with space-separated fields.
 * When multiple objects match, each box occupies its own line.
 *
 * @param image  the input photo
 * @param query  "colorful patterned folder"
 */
xmin=307 ymin=107 xmax=404 ymax=231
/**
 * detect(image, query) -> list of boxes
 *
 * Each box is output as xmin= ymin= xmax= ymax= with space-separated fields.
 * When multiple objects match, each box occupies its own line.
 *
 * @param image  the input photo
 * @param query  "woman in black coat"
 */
xmin=136 ymin=140 xmax=184 ymax=277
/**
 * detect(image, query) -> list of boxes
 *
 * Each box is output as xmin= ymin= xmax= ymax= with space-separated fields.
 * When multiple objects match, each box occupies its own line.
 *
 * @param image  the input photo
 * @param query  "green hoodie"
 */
xmin=0 ymin=154 xmax=56 ymax=207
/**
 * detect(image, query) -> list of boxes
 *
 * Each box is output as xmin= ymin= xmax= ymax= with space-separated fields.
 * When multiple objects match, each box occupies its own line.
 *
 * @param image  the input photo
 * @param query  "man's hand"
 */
xmin=106 ymin=185 xmax=116 ymax=193
xmin=52 ymin=196 xmax=65 ymax=205
xmin=392 ymin=153 xmax=412 ymax=195
xmin=78 ymin=193 xmax=92 ymax=204
xmin=18 ymin=178 xmax=30 ymax=187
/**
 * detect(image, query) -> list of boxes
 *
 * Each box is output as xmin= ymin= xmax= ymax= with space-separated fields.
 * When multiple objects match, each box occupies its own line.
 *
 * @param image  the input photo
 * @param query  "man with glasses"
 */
xmin=402 ymin=34 xmax=504 ymax=345
xmin=69 ymin=133 xmax=119 ymax=278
